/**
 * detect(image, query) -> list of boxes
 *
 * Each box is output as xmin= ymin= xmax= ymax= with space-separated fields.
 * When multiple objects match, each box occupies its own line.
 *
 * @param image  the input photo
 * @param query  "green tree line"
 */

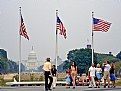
xmin=0 ymin=59 xmax=18 ymax=73
xmin=0 ymin=52 xmax=18 ymax=73
xmin=62 ymin=48 xmax=121 ymax=74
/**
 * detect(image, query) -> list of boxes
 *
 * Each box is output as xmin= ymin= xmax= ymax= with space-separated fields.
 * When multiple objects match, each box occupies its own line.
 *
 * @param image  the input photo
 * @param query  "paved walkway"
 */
xmin=0 ymin=86 xmax=121 ymax=91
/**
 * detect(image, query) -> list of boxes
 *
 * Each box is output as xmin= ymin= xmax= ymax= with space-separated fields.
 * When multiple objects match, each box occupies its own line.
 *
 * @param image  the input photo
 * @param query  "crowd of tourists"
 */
xmin=42 ymin=58 xmax=117 ymax=91
xmin=88 ymin=61 xmax=117 ymax=88
xmin=66 ymin=60 xmax=117 ymax=89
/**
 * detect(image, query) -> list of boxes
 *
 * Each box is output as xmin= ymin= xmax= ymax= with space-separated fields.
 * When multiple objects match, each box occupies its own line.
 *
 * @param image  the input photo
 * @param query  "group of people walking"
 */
xmin=66 ymin=60 xmax=117 ymax=89
xmin=88 ymin=60 xmax=117 ymax=88
xmin=42 ymin=58 xmax=117 ymax=91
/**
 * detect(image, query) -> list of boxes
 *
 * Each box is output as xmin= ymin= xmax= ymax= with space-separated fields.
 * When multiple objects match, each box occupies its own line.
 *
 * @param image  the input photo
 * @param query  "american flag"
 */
xmin=56 ymin=16 xmax=67 ymax=39
xmin=20 ymin=14 xmax=29 ymax=40
xmin=93 ymin=18 xmax=111 ymax=32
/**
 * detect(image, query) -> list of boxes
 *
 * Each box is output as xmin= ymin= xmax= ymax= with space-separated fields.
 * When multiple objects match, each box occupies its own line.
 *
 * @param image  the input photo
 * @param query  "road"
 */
xmin=0 ymin=86 xmax=121 ymax=91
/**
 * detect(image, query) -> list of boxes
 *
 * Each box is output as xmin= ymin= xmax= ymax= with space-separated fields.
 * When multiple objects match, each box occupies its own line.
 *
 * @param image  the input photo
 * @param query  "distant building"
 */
xmin=109 ymin=52 xmax=113 ymax=56
xmin=25 ymin=47 xmax=40 ymax=72
xmin=87 ymin=44 xmax=91 ymax=49
xmin=0 ymin=49 xmax=7 ymax=59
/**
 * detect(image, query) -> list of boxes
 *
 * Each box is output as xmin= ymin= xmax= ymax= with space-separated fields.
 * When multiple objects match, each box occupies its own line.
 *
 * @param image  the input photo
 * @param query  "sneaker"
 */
xmin=53 ymin=87 xmax=55 ymax=89
xmin=104 ymin=85 xmax=106 ymax=88
xmin=94 ymin=87 xmax=97 ymax=88
xmin=113 ymin=86 xmax=116 ymax=88
xmin=98 ymin=86 xmax=100 ymax=88
xmin=72 ymin=87 xmax=75 ymax=89
xmin=66 ymin=87 xmax=70 ymax=89
xmin=108 ymin=86 xmax=110 ymax=88
xmin=48 ymin=88 xmax=52 ymax=91
xmin=88 ymin=86 xmax=92 ymax=88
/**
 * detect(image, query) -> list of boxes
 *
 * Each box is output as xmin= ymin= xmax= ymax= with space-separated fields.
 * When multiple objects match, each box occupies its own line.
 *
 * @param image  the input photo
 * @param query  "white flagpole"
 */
xmin=92 ymin=12 xmax=94 ymax=64
xmin=55 ymin=10 xmax=58 ymax=70
xmin=19 ymin=7 xmax=22 ymax=82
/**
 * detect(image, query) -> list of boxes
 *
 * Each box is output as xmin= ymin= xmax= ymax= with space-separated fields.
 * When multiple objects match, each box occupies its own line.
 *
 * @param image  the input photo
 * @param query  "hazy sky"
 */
xmin=0 ymin=0 xmax=121 ymax=63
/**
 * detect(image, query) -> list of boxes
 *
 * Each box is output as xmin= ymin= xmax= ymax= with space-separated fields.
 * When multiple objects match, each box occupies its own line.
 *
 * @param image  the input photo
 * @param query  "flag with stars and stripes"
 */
xmin=93 ymin=18 xmax=111 ymax=32
xmin=56 ymin=16 xmax=67 ymax=39
xmin=20 ymin=14 xmax=29 ymax=40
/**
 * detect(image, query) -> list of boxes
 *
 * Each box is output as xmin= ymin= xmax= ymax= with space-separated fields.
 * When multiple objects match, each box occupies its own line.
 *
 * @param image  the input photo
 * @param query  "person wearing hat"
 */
xmin=43 ymin=58 xmax=53 ymax=91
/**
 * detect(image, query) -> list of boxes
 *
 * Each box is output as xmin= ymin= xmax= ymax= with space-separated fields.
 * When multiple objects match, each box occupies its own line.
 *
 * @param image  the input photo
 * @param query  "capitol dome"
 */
xmin=26 ymin=47 xmax=39 ymax=71
xmin=28 ymin=50 xmax=37 ymax=61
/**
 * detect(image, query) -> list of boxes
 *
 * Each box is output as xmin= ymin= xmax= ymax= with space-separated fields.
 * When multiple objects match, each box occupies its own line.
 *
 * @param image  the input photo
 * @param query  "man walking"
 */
xmin=88 ymin=63 xmax=97 ymax=88
xmin=103 ymin=60 xmax=111 ymax=88
xmin=43 ymin=58 xmax=53 ymax=91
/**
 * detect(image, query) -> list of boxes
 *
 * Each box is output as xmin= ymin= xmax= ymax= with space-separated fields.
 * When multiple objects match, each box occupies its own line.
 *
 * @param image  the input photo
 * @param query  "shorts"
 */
xmin=110 ymin=73 xmax=117 ymax=81
xmin=104 ymin=71 xmax=110 ymax=80
xmin=96 ymin=73 xmax=102 ymax=80
xmin=71 ymin=72 xmax=77 ymax=76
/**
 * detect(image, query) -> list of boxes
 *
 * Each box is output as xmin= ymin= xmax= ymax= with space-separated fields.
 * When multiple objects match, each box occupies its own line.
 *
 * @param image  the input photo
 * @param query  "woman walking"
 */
xmin=110 ymin=64 xmax=117 ymax=88
xmin=95 ymin=64 xmax=102 ymax=88
xmin=70 ymin=61 xmax=78 ymax=89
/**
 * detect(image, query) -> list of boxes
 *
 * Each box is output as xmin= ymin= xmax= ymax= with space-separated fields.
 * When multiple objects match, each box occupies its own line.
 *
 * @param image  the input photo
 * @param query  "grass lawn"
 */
xmin=115 ymin=79 xmax=121 ymax=86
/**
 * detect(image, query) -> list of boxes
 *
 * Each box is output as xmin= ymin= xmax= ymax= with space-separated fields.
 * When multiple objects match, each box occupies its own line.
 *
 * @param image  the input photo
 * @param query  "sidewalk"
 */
xmin=0 ymin=86 xmax=121 ymax=91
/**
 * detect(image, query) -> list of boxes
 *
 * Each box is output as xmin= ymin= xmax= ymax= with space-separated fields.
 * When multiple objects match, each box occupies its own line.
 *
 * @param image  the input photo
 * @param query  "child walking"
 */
xmin=66 ymin=70 xmax=71 ymax=88
xmin=51 ymin=65 xmax=58 ymax=89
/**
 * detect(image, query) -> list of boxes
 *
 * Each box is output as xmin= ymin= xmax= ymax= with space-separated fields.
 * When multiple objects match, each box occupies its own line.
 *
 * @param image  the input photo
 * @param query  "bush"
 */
xmin=115 ymin=79 xmax=121 ymax=86
xmin=39 ymin=75 xmax=44 ymax=81
xmin=0 ymin=78 xmax=6 ymax=86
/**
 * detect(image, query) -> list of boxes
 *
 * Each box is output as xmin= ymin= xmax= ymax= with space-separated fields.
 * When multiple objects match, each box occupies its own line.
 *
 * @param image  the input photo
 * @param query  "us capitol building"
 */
xmin=22 ymin=47 xmax=41 ymax=72
xmin=22 ymin=47 xmax=63 ymax=72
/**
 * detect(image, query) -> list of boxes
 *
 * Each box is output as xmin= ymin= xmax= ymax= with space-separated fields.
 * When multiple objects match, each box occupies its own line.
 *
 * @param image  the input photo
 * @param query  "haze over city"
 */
xmin=0 ymin=0 xmax=121 ymax=62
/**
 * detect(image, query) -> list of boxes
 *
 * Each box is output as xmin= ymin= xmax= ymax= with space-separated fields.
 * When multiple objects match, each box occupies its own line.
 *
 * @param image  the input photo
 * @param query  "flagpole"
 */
xmin=55 ymin=10 xmax=58 ymax=70
xmin=92 ymin=12 xmax=94 ymax=64
xmin=19 ymin=7 xmax=22 ymax=82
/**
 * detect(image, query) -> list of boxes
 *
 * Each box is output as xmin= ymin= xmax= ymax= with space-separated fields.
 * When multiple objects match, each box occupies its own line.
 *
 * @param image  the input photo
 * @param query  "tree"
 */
xmin=0 ymin=52 xmax=10 ymax=73
xmin=0 ymin=61 xmax=3 ymax=73
xmin=116 ymin=51 xmax=121 ymax=60
xmin=63 ymin=48 xmax=97 ymax=74
xmin=63 ymin=48 xmax=121 ymax=74
xmin=21 ymin=63 xmax=25 ymax=72
xmin=8 ymin=60 xmax=18 ymax=73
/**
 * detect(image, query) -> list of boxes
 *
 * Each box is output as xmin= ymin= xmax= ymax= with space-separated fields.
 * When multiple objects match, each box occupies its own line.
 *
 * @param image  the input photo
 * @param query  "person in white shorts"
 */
xmin=88 ymin=63 xmax=97 ymax=88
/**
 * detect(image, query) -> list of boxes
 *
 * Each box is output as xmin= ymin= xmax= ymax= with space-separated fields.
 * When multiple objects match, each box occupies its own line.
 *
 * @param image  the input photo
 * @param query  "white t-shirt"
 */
xmin=104 ymin=64 xmax=111 ymax=72
xmin=95 ymin=68 xmax=102 ymax=73
xmin=89 ymin=66 xmax=95 ymax=77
